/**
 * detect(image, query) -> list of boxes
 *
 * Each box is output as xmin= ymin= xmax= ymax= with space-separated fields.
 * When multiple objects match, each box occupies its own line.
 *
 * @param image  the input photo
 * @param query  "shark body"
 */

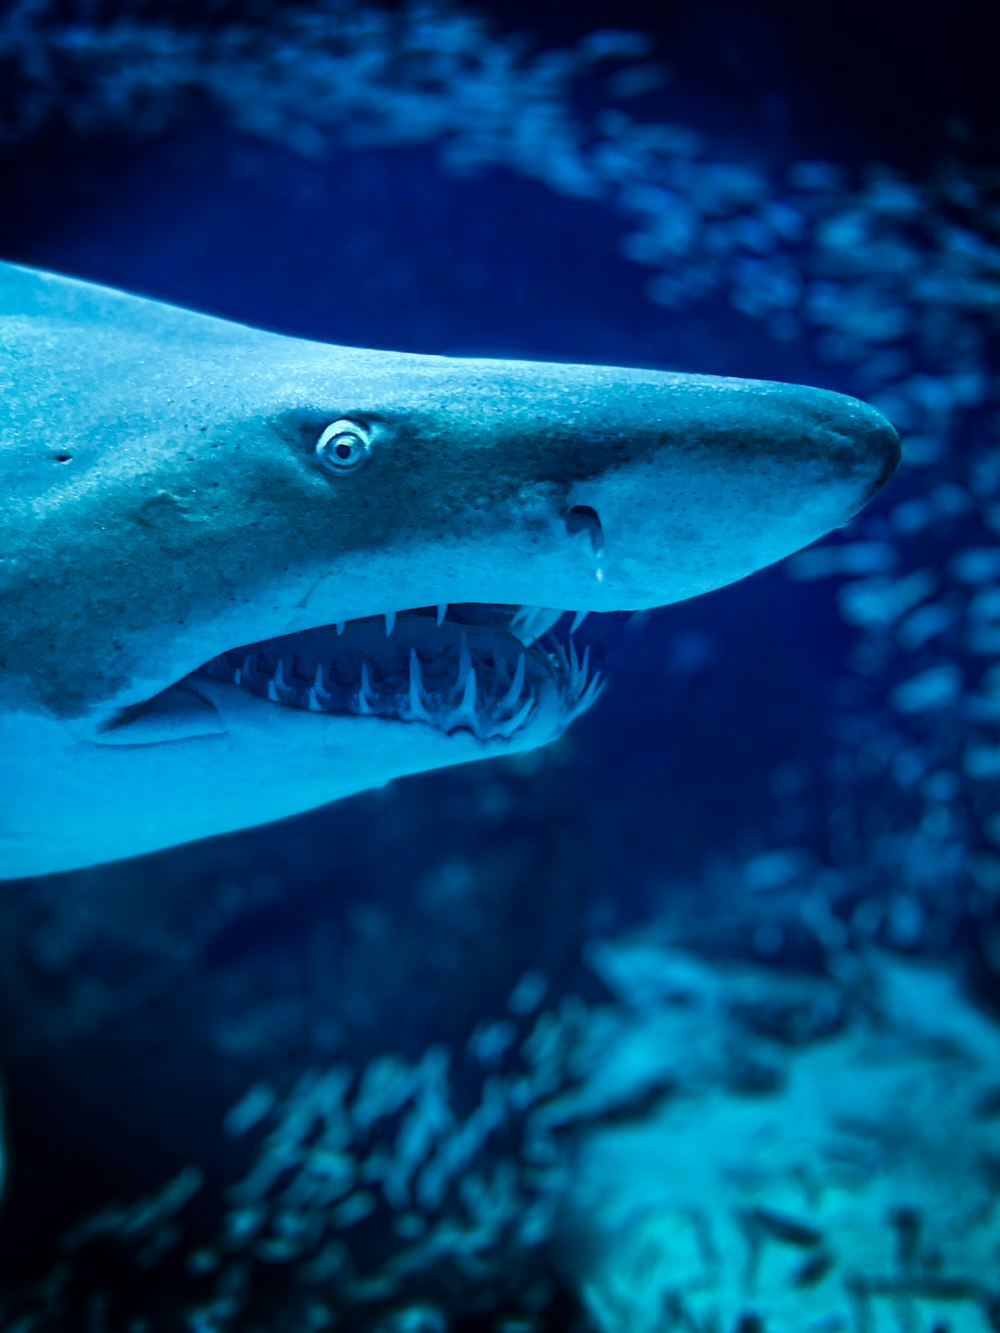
xmin=0 ymin=262 xmax=899 ymax=878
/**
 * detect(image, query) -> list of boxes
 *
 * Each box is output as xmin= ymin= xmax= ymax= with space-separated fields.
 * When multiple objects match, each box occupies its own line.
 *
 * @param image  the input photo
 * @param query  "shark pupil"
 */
xmin=316 ymin=419 xmax=371 ymax=472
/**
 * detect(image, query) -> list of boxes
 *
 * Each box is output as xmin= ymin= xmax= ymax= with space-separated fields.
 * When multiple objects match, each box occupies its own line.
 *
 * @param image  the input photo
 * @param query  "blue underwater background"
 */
xmin=1 ymin=0 xmax=999 ymax=1329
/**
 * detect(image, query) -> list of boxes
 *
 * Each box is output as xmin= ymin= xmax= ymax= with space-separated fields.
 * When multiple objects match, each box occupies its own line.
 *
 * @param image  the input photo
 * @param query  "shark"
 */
xmin=0 ymin=261 xmax=900 ymax=879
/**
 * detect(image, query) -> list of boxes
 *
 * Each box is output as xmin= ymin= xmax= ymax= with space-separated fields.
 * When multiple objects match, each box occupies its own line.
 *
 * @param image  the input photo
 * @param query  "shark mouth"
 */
xmin=192 ymin=604 xmax=605 ymax=742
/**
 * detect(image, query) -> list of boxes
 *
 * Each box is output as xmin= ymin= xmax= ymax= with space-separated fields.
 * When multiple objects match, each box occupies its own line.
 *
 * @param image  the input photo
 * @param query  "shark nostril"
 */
xmin=565 ymin=504 xmax=605 ymax=554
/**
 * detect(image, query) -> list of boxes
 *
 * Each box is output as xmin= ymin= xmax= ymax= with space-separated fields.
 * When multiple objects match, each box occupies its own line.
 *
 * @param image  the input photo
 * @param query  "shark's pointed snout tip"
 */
xmin=857 ymin=407 xmax=902 ymax=507
xmin=815 ymin=390 xmax=901 ymax=527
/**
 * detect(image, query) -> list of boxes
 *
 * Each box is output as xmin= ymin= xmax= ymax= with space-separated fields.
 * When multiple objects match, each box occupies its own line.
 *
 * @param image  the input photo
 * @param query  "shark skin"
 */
xmin=0 ymin=262 xmax=900 ymax=878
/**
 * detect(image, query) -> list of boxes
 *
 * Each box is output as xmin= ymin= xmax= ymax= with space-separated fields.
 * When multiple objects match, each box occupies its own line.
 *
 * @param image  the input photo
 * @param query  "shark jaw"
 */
xmin=107 ymin=603 xmax=605 ymax=752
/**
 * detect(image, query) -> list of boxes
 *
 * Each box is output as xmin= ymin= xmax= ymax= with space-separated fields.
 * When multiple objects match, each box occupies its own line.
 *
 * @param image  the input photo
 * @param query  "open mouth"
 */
xmin=191 ymin=604 xmax=606 ymax=743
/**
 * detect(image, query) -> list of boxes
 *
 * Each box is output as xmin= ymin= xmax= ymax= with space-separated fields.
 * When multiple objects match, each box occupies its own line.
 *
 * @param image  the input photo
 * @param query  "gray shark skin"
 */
xmin=0 ymin=262 xmax=900 ymax=878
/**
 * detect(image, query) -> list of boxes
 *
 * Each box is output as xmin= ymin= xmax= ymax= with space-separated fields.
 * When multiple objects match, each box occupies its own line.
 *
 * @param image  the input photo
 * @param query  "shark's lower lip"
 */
xmin=189 ymin=604 xmax=605 ymax=742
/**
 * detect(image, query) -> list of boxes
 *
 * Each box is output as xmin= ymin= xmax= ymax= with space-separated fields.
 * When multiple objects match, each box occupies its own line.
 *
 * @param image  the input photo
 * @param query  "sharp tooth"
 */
xmin=578 ymin=645 xmax=591 ymax=691
xmin=267 ymin=657 xmax=302 ymax=704
xmin=233 ymin=666 xmax=242 ymax=686
xmin=567 ymin=637 xmax=589 ymax=694
xmin=503 ymin=695 xmax=535 ymax=735
xmin=437 ymin=604 xmax=447 ymax=627
xmin=358 ymin=660 xmax=377 ymax=714
xmin=551 ymin=637 xmax=570 ymax=677
xmin=267 ymin=668 xmax=292 ymax=704
xmin=409 ymin=648 xmax=431 ymax=720
xmin=571 ymin=672 xmax=605 ymax=719
xmin=458 ymin=664 xmax=477 ymax=723
xmin=241 ymin=651 xmax=256 ymax=677
xmin=499 ymin=652 xmax=526 ymax=712
xmin=510 ymin=607 xmax=563 ymax=646
xmin=335 ymin=622 xmax=346 ymax=636
xmin=385 ymin=611 xmax=396 ymax=637
xmin=457 ymin=632 xmax=472 ymax=687
xmin=310 ymin=664 xmax=332 ymax=711
xmin=570 ymin=610 xmax=589 ymax=634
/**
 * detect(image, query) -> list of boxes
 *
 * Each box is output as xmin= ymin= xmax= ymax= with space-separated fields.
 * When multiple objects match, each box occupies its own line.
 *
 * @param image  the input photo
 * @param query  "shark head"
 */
xmin=0 ymin=263 xmax=899 ymax=875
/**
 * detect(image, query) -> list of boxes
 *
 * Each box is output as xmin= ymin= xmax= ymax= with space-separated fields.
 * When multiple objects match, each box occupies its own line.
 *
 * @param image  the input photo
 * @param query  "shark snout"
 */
xmin=808 ymin=390 xmax=901 ymax=524
xmin=849 ymin=405 xmax=902 ymax=514
xmin=549 ymin=375 xmax=901 ymax=609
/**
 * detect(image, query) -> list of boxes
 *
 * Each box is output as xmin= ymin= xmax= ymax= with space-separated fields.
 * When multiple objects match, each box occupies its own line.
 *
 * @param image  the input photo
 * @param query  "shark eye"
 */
xmin=316 ymin=419 xmax=372 ymax=472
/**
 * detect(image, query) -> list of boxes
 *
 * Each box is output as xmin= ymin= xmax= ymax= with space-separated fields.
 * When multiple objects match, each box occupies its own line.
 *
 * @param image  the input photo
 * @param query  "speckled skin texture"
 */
xmin=0 ymin=264 xmax=899 ymax=875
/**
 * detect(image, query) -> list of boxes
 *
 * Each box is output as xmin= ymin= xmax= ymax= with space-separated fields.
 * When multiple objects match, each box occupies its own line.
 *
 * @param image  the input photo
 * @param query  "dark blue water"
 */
xmin=0 ymin=2 xmax=998 ymax=1329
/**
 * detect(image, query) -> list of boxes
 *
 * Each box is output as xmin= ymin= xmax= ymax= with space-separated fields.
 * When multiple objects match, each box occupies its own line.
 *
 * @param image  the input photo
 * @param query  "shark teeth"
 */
xmin=456 ymin=663 xmax=478 ymax=725
xmin=198 ymin=603 xmax=606 ymax=740
xmin=267 ymin=662 xmax=300 ymax=705
xmin=407 ymin=648 xmax=434 ymax=724
xmin=501 ymin=694 xmax=536 ymax=736
xmin=510 ymin=606 xmax=564 ymax=646
xmin=457 ymin=631 xmax=472 ymax=689
xmin=497 ymin=651 xmax=526 ymax=712
xmin=358 ymin=660 xmax=377 ymax=715
xmin=397 ymin=635 xmax=531 ymax=740
xmin=308 ymin=663 xmax=334 ymax=712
